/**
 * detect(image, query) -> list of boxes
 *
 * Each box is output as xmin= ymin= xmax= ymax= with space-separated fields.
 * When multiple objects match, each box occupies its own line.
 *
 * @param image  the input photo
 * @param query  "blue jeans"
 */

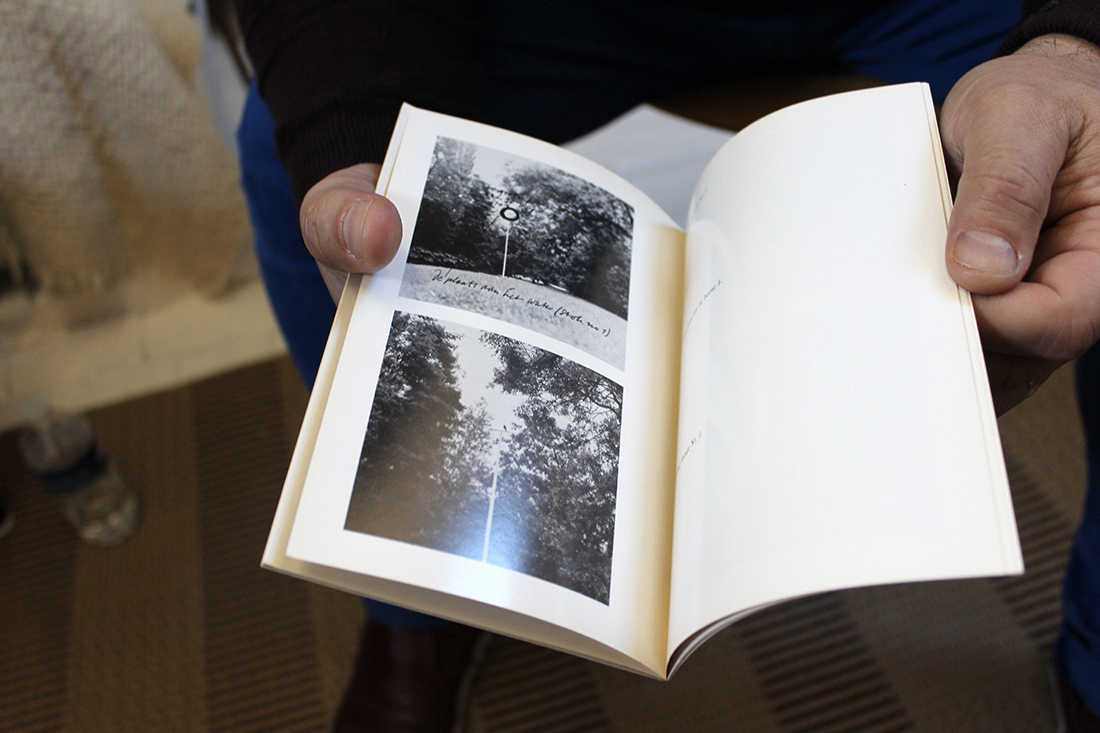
xmin=238 ymin=81 xmax=443 ymax=630
xmin=238 ymin=0 xmax=1035 ymax=635
xmin=1062 ymin=347 xmax=1100 ymax=712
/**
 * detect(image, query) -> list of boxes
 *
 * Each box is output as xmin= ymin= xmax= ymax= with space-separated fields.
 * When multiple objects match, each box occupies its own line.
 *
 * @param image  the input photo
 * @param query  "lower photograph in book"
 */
xmin=345 ymin=311 xmax=623 ymax=604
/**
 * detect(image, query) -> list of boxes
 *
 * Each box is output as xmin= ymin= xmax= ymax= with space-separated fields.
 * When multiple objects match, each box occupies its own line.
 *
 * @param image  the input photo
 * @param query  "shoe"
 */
xmin=333 ymin=619 xmax=490 ymax=733
xmin=1052 ymin=668 xmax=1100 ymax=733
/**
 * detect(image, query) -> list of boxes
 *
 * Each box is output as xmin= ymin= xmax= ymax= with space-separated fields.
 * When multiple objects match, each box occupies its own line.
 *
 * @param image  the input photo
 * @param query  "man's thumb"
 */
xmin=943 ymin=108 xmax=1060 ymax=295
xmin=299 ymin=163 xmax=403 ymax=274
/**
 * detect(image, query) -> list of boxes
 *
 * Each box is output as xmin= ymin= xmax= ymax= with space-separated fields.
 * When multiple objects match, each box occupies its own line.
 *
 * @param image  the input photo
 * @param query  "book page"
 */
xmin=278 ymin=105 xmax=685 ymax=676
xmin=668 ymin=83 xmax=1022 ymax=662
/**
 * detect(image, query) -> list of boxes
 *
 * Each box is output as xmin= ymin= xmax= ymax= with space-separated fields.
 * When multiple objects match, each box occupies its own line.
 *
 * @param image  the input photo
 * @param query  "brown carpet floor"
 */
xmin=0 ymin=355 xmax=1085 ymax=733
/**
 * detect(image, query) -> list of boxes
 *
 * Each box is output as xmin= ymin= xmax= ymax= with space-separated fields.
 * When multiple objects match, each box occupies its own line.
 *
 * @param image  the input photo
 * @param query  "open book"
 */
xmin=263 ymin=82 xmax=1023 ymax=680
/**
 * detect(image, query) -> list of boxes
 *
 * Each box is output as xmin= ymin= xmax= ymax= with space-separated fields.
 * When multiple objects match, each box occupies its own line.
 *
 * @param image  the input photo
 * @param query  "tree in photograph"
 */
xmin=499 ymin=165 xmax=633 ymax=319
xmin=409 ymin=137 xmax=498 ymax=271
xmin=359 ymin=312 xmax=462 ymax=478
xmin=434 ymin=398 xmax=496 ymax=556
xmin=348 ymin=314 xmax=492 ymax=555
xmin=482 ymin=333 xmax=622 ymax=603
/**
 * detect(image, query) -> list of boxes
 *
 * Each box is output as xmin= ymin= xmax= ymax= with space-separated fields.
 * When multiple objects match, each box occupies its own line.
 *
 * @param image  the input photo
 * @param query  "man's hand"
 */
xmin=298 ymin=163 xmax=404 ymax=302
xmin=941 ymin=34 xmax=1100 ymax=414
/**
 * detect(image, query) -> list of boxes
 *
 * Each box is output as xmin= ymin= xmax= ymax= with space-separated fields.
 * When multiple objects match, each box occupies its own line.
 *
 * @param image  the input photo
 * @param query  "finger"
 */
xmin=973 ymin=218 xmax=1100 ymax=360
xmin=299 ymin=163 xmax=403 ymax=274
xmin=982 ymin=351 xmax=1062 ymax=415
xmin=941 ymin=81 xmax=1066 ymax=295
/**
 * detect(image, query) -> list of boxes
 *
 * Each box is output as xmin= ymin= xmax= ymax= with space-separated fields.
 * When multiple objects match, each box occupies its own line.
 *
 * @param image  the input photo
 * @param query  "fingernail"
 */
xmin=340 ymin=200 xmax=370 ymax=261
xmin=953 ymin=230 xmax=1019 ymax=276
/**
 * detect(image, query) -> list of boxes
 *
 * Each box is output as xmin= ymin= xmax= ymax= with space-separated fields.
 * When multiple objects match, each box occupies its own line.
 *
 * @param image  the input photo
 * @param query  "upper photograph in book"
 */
xmin=400 ymin=136 xmax=634 ymax=369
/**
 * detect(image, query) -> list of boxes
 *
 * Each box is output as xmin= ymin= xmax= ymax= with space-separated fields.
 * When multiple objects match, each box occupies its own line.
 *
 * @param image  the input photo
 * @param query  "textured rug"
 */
xmin=0 ymin=356 xmax=1085 ymax=733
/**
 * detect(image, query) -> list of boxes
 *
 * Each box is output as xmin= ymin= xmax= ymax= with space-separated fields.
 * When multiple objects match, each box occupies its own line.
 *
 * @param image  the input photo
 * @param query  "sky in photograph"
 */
xmin=468 ymin=143 xmax=535 ymax=190
xmin=451 ymin=327 xmax=525 ymax=447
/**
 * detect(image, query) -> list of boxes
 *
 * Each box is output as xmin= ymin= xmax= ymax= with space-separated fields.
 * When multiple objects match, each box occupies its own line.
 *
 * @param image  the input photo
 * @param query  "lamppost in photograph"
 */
xmin=499 ymin=204 xmax=519 ymax=277
xmin=481 ymin=424 xmax=509 ymax=563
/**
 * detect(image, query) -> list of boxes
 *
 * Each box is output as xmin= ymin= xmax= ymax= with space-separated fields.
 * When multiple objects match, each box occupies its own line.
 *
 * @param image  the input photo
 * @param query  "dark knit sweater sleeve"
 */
xmin=233 ymin=0 xmax=481 ymax=203
xmin=997 ymin=0 xmax=1100 ymax=55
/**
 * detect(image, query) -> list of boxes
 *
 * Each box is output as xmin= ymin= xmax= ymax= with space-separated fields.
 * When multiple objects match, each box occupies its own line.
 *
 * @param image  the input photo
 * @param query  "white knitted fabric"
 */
xmin=0 ymin=0 xmax=247 ymax=295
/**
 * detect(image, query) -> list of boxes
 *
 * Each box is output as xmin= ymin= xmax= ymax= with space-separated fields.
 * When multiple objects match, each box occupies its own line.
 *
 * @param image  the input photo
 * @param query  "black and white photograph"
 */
xmin=345 ymin=312 xmax=622 ymax=604
xmin=399 ymin=137 xmax=634 ymax=368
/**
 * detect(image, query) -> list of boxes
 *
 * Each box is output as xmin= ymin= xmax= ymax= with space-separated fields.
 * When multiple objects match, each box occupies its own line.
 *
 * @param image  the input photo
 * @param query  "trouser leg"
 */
xmin=1058 ymin=345 xmax=1100 ymax=712
xmin=237 ymin=79 xmax=448 ymax=630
